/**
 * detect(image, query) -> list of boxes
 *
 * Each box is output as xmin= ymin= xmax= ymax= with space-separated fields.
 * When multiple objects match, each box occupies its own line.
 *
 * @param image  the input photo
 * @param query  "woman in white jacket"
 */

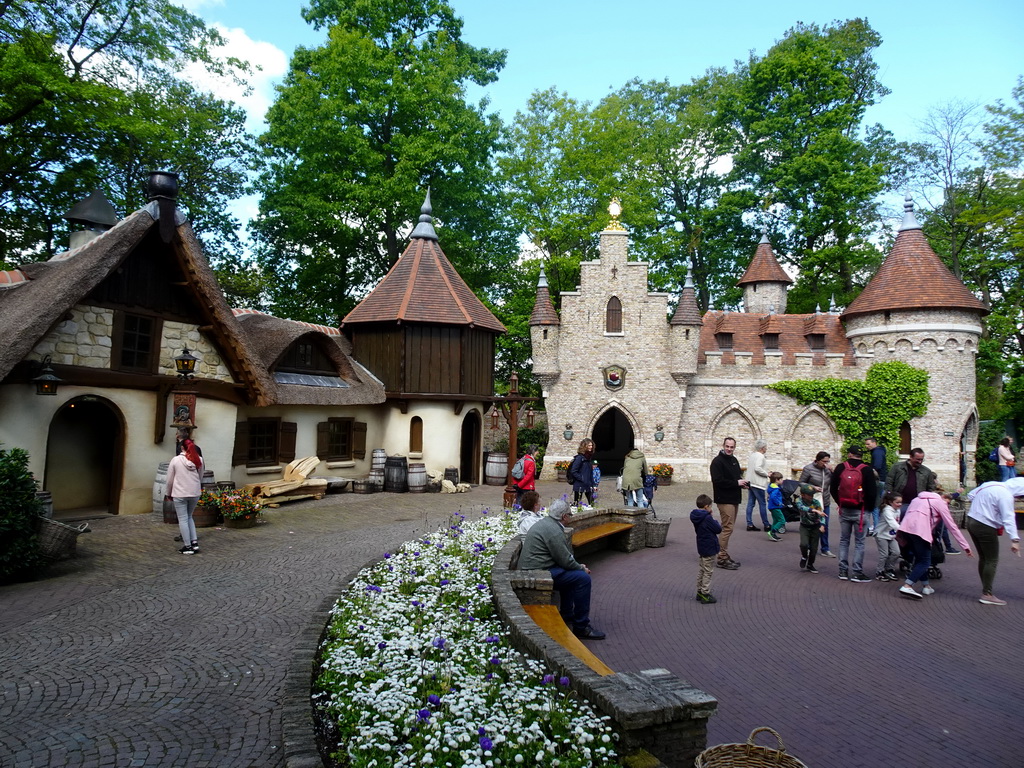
xmin=164 ymin=439 xmax=203 ymax=554
xmin=744 ymin=440 xmax=770 ymax=531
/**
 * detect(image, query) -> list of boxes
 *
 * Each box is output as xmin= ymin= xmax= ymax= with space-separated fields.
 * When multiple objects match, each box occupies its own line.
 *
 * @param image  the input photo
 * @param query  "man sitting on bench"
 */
xmin=518 ymin=495 xmax=606 ymax=640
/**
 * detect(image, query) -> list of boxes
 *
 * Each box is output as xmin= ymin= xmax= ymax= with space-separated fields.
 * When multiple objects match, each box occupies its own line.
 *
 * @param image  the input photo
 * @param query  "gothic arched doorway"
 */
xmin=460 ymin=410 xmax=482 ymax=485
xmin=592 ymin=407 xmax=634 ymax=477
xmin=44 ymin=396 xmax=124 ymax=516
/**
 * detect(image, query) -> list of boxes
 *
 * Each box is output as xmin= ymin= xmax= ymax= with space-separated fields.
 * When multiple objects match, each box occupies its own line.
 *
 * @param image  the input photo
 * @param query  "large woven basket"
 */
xmin=36 ymin=517 xmax=90 ymax=561
xmin=696 ymin=727 xmax=809 ymax=768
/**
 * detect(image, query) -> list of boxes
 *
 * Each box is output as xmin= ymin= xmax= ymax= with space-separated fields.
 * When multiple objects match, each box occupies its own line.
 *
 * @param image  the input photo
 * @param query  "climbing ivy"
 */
xmin=767 ymin=362 xmax=931 ymax=455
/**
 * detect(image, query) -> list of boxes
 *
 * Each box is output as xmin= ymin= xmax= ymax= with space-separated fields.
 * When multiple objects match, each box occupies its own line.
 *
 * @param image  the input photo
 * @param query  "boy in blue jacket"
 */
xmin=691 ymin=494 xmax=723 ymax=604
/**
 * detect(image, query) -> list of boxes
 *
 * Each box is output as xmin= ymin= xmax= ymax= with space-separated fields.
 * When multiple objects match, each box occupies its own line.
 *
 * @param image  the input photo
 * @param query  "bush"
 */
xmin=0 ymin=445 xmax=47 ymax=582
xmin=975 ymin=421 xmax=1006 ymax=485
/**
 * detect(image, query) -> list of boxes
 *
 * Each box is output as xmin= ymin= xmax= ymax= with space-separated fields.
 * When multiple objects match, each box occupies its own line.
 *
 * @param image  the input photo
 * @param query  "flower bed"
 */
xmin=315 ymin=509 xmax=620 ymax=768
xmin=198 ymin=488 xmax=261 ymax=520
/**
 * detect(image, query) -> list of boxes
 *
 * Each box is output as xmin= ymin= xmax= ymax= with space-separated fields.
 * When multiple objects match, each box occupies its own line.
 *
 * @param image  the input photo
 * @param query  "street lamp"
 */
xmin=31 ymin=355 xmax=62 ymax=396
xmin=174 ymin=347 xmax=198 ymax=381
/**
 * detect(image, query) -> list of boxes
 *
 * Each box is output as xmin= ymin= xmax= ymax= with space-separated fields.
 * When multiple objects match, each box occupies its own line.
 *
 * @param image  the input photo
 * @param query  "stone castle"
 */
xmin=530 ymin=198 xmax=986 ymax=486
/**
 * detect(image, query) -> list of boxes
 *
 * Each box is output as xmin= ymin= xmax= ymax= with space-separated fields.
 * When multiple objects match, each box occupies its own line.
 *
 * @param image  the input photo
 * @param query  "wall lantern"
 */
xmin=654 ymin=425 xmax=665 ymax=442
xmin=563 ymin=424 xmax=574 ymax=441
xmin=525 ymin=406 xmax=536 ymax=429
xmin=31 ymin=355 xmax=62 ymax=396
xmin=174 ymin=347 xmax=198 ymax=381
xmin=490 ymin=405 xmax=500 ymax=430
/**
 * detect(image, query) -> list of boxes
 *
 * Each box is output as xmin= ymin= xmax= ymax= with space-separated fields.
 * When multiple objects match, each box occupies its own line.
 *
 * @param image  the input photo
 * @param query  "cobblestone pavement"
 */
xmin=2 ymin=479 xmax=1020 ymax=767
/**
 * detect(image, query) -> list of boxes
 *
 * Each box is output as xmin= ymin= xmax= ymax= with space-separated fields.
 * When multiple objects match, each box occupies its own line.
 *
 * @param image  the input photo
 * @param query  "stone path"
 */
xmin=1 ymin=479 xmax=1020 ymax=767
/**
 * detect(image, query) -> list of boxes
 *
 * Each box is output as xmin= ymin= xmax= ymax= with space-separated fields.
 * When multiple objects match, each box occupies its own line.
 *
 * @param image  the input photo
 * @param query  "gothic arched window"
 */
xmin=606 ymin=297 xmax=622 ymax=333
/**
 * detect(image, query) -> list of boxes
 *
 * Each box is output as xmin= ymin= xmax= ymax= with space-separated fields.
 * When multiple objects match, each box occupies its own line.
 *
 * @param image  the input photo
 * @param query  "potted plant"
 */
xmin=198 ymin=489 xmax=262 ymax=529
xmin=554 ymin=460 xmax=571 ymax=483
xmin=651 ymin=463 xmax=674 ymax=486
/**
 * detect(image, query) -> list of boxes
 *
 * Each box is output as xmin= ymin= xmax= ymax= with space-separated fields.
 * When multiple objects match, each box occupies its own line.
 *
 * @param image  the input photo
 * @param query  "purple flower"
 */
xmin=542 ymin=674 xmax=554 ymax=685
xmin=479 ymin=737 xmax=493 ymax=751
xmin=377 ymin=642 xmax=387 ymax=650
xmin=559 ymin=676 xmax=570 ymax=687
xmin=417 ymin=708 xmax=431 ymax=721
xmin=485 ymin=672 xmax=494 ymax=680
xmin=439 ymin=579 xmax=450 ymax=586
xmin=413 ymin=551 xmax=420 ymax=557
xmin=411 ymin=600 xmax=421 ymax=607
xmin=477 ymin=727 xmax=487 ymax=736
xmin=476 ymin=583 xmax=487 ymax=590
xmin=490 ymin=657 xmax=501 ymax=666
xmin=485 ymin=635 xmax=499 ymax=644
xmin=427 ymin=694 xmax=441 ymax=705
xmin=431 ymin=637 xmax=447 ymax=650
xmin=384 ymin=552 xmax=391 ymax=559
xmin=365 ymin=584 xmax=382 ymax=593
xmin=459 ymin=607 xmax=467 ymax=614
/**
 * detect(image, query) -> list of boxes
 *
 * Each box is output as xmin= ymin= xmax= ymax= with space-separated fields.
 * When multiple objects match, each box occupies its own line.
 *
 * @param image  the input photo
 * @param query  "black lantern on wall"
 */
xmin=174 ymin=347 xmax=198 ymax=381
xmin=31 ymin=355 xmax=62 ymax=396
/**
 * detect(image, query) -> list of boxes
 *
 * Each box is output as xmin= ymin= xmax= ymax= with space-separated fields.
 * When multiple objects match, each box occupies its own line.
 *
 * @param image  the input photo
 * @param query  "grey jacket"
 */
xmin=518 ymin=516 xmax=582 ymax=571
xmin=885 ymin=460 xmax=938 ymax=500
xmin=799 ymin=462 xmax=831 ymax=500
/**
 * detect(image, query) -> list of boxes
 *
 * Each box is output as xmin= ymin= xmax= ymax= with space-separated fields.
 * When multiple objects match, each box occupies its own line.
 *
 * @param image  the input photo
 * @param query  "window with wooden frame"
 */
xmin=806 ymin=333 xmax=826 ymax=350
xmin=111 ymin=311 xmax=162 ymax=373
xmin=899 ymin=421 xmax=912 ymax=454
xmin=232 ymin=419 xmax=297 ymax=467
xmin=409 ymin=416 xmax=423 ymax=453
xmin=715 ymin=332 xmax=734 ymax=350
xmin=762 ymin=333 xmax=780 ymax=350
xmin=277 ymin=340 xmax=335 ymax=375
xmin=605 ymin=297 xmax=622 ymax=333
xmin=315 ymin=419 xmax=367 ymax=463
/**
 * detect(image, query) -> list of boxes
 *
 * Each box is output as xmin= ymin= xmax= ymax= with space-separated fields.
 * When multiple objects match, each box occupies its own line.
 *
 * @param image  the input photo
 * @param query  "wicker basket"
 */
xmin=36 ymin=517 xmax=90 ymax=561
xmin=696 ymin=727 xmax=809 ymax=768
xmin=645 ymin=517 xmax=671 ymax=548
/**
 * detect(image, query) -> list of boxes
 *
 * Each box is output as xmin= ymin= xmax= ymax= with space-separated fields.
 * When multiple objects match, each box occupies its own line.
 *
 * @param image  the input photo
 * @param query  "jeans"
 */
xmin=173 ymin=495 xmax=199 ymax=546
xmin=550 ymin=566 xmax=592 ymax=629
xmin=820 ymin=505 xmax=832 ymax=553
xmin=800 ymin=525 xmax=821 ymax=566
xmin=838 ymin=507 xmax=867 ymax=573
xmin=967 ymin=517 xmax=1000 ymax=595
xmin=745 ymin=486 xmax=769 ymax=528
xmin=904 ymin=533 xmax=932 ymax=585
xmin=999 ymin=465 xmax=1016 ymax=481
xmin=624 ymin=489 xmax=648 ymax=507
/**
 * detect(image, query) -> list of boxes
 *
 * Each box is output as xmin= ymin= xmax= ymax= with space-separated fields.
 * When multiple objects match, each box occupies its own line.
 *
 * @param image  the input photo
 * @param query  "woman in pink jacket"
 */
xmin=896 ymin=491 xmax=972 ymax=599
xmin=164 ymin=439 xmax=203 ymax=554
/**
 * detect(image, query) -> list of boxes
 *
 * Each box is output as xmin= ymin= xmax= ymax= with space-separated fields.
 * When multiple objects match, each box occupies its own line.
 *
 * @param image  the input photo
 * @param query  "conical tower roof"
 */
xmin=842 ymin=196 xmax=987 ymax=319
xmin=342 ymin=193 xmax=505 ymax=333
xmin=529 ymin=266 xmax=560 ymax=326
xmin=670 ymin=271 xmax=703 ymax=325
xmin=737 ymin=232 xmax=793 ymax=286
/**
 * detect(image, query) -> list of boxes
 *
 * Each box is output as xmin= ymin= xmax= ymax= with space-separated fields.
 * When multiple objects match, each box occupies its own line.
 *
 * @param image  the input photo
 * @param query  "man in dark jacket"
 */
xmin=830 ymin=445 xmax=877 ymax=583
xmin=864 ymin=437 xmax=887 ymax=534
xmin=709 ymin=436 xmax=748 ymax=569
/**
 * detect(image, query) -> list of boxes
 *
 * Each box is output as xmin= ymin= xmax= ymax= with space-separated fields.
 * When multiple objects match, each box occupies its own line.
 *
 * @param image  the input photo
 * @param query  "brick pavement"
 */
xmin=2 ymin=478 xmax=1020 ymax=767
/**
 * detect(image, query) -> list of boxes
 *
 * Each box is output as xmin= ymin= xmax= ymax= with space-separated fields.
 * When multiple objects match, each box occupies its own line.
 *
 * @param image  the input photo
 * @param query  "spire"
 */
xmin=410 ymin=188 xmax=439 ymax=241
xmin=529 ymin=265 xmax=560 ymax=326
xmin=899 ymin=192 xmax=921 ymax=232
xmin=670 ymin=269 xmax=703 ymax=325
xmin=737 ymin=232 xmax=792 ymax=286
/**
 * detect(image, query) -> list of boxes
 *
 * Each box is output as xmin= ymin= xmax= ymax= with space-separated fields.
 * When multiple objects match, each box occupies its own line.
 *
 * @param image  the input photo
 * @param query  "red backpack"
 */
xmin=836 ymin=462 xmax=864 ymax=508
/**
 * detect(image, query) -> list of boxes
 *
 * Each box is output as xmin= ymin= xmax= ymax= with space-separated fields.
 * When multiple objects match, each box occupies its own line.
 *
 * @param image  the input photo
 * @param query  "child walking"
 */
xmin=766 ymin=472 xmax=786 ymax=541
xmin=691 ymin=494 xmax=723 ymax=604
xmin=875 ymin=491 xmax=902 ymax=581
xmin=796 ymin=483 xmax=826 ymax=573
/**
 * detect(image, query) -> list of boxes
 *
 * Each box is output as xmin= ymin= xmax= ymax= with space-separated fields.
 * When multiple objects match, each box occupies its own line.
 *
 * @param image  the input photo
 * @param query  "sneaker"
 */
xmin=885 ymin=571 xmax=899 ymax=582
xmin=190 ymin=541 xmax=200 ymax=553
xmin=716 ymin=560 xmax=740 ymax=570
xmin=573 ymin=624 xmax=606 ymax=640
xmin=866 ymin=528 xmax=875 ymax=537
xmin=838 ymin=571 xmax=849 ymax=580
xmin=178 ymin=546 xmax=194 ymax=555
xmin=944 ymin=548 xmax=961 ymax=555
xmin=746 ymin=525 xmax=760 ymax=531
xmin=899 ymin=585 xmax=923 ymax=599
xmin=851 ymin=572 xmax=871 ymax=583
xmin=922 ymin=585 xmax=935 ymax=595
xmin=696 ymin=592 xmax=718 ymax=604
xmin=799 ymin=557 xmax=807 ymax=569
xmin=979 ymin=594 xmax=1007 ymax=606
xmin=779 ymin=526 xmax=788 ymax=534
xmin=767 ymin=530 xmax=781 ymax=541
xmin=806 ymin=564 xmax=818 ymax=574
xmin=821 ymin=550 xmax=837 ymax=558
xmin=174 ymin=535 xmax=183 ymax=542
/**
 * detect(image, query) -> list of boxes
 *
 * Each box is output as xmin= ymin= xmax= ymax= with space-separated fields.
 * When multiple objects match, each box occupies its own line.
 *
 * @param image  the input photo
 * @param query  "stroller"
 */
xmin=780 ymin=479 xmax=802 ymax=523
xmin=898 ymin=527 xmax=946 ymax=580
xmin=621 ymin=473 xmax=658 ymax=516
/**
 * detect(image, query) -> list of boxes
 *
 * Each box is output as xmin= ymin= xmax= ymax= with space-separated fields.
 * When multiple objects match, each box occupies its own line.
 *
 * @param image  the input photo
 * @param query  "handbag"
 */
xmin=615 ymin=474 xmax=622 ymax=492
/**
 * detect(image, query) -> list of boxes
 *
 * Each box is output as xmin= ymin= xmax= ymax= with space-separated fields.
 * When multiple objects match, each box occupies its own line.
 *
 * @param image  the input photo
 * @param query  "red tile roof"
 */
xmin=0 ymin=269 xmax=28 ymax=288
xmin=342 ymin=235 xmax=505 ymax=333
xmin=737 ymin=234 xmax=793 ymax=286
xmin=529 ymin=268 xmax=560 ymax=326
xmin=670 ymin=277 xmax=703 ymax=325
xmin=699 ymin=311 xmax=853 ymax=365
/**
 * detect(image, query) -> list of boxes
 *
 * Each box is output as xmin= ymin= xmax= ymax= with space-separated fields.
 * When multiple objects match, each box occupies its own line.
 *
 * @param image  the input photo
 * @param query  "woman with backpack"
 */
xmin=512 ymin=445 xmax=537 ymax=505
xmin=895 ymin=491 xmax=972 ymax=600
xmin=997 ymin=437 xmax=1017 ymax=481
xmin=567 ymin=438 xmax=596 ymax=507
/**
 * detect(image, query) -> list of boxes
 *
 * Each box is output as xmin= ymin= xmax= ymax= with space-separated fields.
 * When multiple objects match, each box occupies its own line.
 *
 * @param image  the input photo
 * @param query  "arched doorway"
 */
xmin=45 ymin=396 xmax=124 ymax=516
xmin=592 ymin=407 xmax=634 ymax=476
xmin=460 ymin=410 xmax=482 ymax=485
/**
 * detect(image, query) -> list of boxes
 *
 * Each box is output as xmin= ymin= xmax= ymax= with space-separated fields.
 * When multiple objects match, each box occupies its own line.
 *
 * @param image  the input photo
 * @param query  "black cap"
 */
xmin=848 ymin=445 xmax=863 ymax=457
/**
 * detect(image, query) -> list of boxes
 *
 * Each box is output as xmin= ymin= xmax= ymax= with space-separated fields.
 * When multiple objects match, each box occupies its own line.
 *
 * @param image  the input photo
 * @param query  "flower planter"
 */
xmin=223 ymin=515 xmax=258 ymax=529
xmin=655 ymin=476 xmax=672 ymax=486
xmin=557 ymin=470 xmax=567 ymax=483
xmin=192 ymin=504 xmax=222 ymax=528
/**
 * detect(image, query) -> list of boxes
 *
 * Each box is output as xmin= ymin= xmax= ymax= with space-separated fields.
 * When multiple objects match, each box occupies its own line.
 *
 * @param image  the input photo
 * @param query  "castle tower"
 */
xmin=841 ymin=195 xmax=987 ymax=482
xmin=668 ymin=271 xmax=702 ymax=394
xmin=737 ymin=232 xmax=793 ymax=313
xmin=529 ymin=265 xmax=561 ymax=396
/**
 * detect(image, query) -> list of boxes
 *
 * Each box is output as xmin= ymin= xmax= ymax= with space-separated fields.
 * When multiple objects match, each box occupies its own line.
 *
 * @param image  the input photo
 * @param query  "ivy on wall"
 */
xmin=767 ymin=361 xmax=931 ymax=455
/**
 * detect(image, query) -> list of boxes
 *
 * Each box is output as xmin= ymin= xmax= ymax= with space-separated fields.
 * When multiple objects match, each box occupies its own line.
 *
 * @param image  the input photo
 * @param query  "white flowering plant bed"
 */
xmin=315 ymin=508 xmax=620 ymax=768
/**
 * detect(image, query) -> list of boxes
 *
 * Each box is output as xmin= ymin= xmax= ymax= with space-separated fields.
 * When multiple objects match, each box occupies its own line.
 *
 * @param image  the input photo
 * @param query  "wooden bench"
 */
xmin=522 ymin=604 xmax=613 ymax=676
xmin=571 ymin=521 xmax=633 ymax=548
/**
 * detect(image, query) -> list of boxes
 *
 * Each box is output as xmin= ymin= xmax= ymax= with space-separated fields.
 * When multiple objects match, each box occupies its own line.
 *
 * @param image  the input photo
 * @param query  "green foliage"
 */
xmin=0 ymin=445 xmax=46 ymax=582
xmin=768 ymin=361 xmax=930 ymax=456
xmin=975 ymin=421 xmax=1006 ymax=485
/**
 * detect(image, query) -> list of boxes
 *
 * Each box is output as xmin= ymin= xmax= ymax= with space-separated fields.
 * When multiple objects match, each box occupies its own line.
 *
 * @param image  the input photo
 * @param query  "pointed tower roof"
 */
xmin=670 ymin=271 xmax=703 ymax=325
xmin=737 ymin=231 xmax=793 ymax=286
xmin=842 ymin=195 xmax=987 ymax=320
xmin=342 ymin=193 xmax=505 ymax=333
xmin=529 ymin=266 xmax=560 ymax=326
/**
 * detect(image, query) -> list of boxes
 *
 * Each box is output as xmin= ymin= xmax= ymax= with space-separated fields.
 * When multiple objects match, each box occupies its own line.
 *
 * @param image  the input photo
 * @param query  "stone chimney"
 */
xmin=64 ymin=190 xmax=119 ymax=250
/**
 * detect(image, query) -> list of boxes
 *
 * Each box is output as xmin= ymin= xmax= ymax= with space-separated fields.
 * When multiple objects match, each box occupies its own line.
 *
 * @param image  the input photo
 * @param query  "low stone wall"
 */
xmin=491 ymin=515 xmax=718 ymax=768
xmin=567 ymin=505 xmax=650 ymax=553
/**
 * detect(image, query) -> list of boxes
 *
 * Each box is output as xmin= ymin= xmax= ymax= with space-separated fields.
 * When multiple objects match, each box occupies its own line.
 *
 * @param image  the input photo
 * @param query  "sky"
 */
xmin=179 ymin=0 xmax=1023 ymax=226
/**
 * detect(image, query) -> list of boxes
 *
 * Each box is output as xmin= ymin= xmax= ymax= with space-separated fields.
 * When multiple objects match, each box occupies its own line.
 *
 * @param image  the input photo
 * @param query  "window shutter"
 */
xmin=316 ymin=421 xmax=330 ymax=459
xmin=279 ymin=421 xmax=297 ymax=463
xmin=232 ymin=421 xmax=249 ymax=466
xmin=353 ymin=421 xmax=367 ymax=459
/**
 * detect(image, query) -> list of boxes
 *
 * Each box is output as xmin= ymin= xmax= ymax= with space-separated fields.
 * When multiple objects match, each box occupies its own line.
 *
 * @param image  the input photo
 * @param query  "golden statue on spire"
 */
xmin=606 ymin=197 xmax=625 ymax=231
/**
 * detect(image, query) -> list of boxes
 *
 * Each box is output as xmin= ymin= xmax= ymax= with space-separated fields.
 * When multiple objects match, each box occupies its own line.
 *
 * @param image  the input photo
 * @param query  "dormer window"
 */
xmin=806 ymin=334 xmax=825 ymax=350
xmin=278 ymin=340 xmax=334 ymax=375
xmin=762 ymin=333 xmax=779 ymax=350
xmin=606 ymin=297 xmax=622 ymax=333
xmin=715 ymin=332 xmax=734 ymax=350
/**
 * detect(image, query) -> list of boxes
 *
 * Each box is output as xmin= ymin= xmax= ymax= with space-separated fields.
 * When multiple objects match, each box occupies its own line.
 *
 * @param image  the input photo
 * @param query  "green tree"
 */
xmin=732 ymin=19 xmax=897 ymax=312
xmin=253 ymin=0 xmax=515 ymax=325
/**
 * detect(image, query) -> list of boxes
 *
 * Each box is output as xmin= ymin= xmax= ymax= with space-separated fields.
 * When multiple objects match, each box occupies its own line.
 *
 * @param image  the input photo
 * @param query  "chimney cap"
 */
xmin=64 ymin=190 xmax=119 ymax=229
xmin=147 ymin=171 xmax=180 ymax=201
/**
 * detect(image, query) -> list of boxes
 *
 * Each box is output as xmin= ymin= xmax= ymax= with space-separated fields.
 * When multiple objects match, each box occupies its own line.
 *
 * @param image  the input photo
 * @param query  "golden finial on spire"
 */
xmin=606 ymin=197 xmax=625 ymax=231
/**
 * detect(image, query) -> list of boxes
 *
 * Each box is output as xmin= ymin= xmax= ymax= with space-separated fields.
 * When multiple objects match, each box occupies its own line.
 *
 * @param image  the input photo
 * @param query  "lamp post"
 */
xmin=492 ymin=374 xmax=539 ymax=506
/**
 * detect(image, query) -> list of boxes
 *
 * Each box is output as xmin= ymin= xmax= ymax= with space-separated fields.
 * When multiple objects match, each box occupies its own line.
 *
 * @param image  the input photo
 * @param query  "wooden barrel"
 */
xmin=444 ymin=467 xmax=459 ymax=485
xmin=192 ymin=504 xmax=220 ymax=528
xmin=153 ymin=462 xmax=170 ymax=515
xmin=484 ymin=452 xmax=508 ymax=486
xmin=384 ymin=455 xmax=408 ymax=493
xmin=407 ymin=463 xmax=427 ymax=493
xmin=371 ymin=448 xmax=387 ymax=473
xmin=368 ymin=468 xmax=384 ymax=487
xmin=36 ymin=491 xmax=53 ymax=519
